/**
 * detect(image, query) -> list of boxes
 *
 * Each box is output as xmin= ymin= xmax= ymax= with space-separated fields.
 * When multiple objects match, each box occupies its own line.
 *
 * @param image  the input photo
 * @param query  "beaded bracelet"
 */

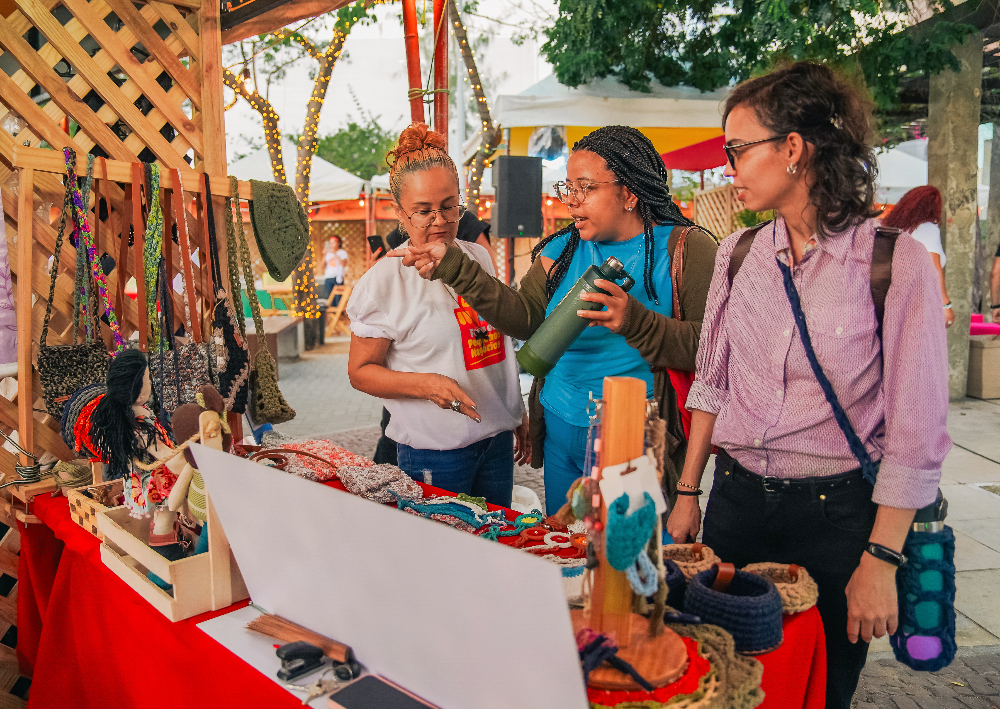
xmin=677 ymin=480 xmax=701 ymax=491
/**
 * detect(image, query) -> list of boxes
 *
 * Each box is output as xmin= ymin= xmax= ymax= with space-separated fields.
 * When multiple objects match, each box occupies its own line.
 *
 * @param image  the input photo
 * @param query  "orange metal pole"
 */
xmin=432 ymin=0 xmax=448 ymax=143
xmin=401 ymin=0 xmax=425 ymax=124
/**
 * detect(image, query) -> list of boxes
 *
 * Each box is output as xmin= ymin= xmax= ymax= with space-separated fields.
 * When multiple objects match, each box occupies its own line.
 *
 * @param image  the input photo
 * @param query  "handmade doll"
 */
xmin=168 ymin=385 xmax=232 ymax=555
xmin=89 ymin=349 xmax=187 ymax=561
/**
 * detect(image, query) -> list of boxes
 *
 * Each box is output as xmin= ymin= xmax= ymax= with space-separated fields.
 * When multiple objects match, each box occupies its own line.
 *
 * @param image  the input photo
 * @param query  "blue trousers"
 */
xmin=542 ymin=408 xmax=590 ymax=516
xmin=397 ymin=430 xmax=514 ymax=508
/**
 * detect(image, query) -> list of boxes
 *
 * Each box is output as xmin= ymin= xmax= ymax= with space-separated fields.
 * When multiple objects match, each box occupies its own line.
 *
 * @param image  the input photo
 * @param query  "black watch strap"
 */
xmin=866 ymin=542 xmax=907 ymax=567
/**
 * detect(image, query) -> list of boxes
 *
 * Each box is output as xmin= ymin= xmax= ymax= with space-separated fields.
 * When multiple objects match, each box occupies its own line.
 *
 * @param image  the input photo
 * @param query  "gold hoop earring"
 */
xmin=787 ymin=163 xmax=798 ymax=175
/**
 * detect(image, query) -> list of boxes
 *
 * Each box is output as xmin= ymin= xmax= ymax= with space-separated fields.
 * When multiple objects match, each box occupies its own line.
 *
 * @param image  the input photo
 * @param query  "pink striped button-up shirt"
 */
xmin=687 ymin=217 xmax=951 ymax=509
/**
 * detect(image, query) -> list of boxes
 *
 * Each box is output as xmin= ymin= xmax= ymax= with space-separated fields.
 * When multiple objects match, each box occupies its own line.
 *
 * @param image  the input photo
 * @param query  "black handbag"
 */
xmin=38 ymin=150 xmax=114 ymax=418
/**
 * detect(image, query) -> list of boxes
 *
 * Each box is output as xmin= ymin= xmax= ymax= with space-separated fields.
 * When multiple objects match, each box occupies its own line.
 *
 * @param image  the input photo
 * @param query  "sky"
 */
xmin=223 ymin=0 xmax=558 ymax=165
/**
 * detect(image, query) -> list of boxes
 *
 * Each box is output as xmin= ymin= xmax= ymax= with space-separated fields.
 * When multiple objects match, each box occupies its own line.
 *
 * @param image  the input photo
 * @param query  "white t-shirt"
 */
xmin=324 ymin=249 xmax=348 ymax=280
xmin=347 ymin=240 xmax=524 ymax=450
xmin=910 ymin=222 xmax=945 ymax=266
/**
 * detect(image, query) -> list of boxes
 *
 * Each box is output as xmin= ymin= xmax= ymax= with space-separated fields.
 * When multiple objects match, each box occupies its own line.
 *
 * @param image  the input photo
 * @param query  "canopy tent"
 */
xmin=661 ymin=135 xmax=727 ymax=172
xmin=875 ymin=139 xmax=988 ymax=208
xmin=228 ymin=139 xmax=366 ymax=201
xmin=495 ymin=75 xmax=729 ymax=157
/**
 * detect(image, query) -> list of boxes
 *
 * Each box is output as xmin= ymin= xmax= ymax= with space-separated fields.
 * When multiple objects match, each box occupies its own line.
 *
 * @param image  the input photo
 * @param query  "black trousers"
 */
xmin=702 ymin=451 xmax=878 ymax=709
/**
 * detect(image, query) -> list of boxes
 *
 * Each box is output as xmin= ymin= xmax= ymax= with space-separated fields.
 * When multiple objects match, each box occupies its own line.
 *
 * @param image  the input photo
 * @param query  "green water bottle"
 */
xmin=516 ymin=257 xmax=634 ymax=377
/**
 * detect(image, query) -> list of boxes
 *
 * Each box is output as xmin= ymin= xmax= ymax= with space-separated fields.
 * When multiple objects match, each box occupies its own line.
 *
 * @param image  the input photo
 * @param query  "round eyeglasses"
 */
xmin=552 ymin=179 xmax=621 ymax=204
xmin=402 ymin=204 xmax=467 ymax=229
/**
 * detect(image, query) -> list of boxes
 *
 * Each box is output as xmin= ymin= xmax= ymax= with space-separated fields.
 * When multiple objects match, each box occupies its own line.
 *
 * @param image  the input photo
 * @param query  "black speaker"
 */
xmin=491 ymin=156 xmax=542 ymax=239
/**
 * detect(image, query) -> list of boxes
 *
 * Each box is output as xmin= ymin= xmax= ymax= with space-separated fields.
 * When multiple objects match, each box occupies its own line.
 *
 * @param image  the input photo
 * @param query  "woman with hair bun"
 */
xmin=347 ymin=123 xmax=526 ymax=507
xmin=394 ymin=125 xmax=718 ymax=515
xmin=666 ymin=61 xmax=951 ymax=708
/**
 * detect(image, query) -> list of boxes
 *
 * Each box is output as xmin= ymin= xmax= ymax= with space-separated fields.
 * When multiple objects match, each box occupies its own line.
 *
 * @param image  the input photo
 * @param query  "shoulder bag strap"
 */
xmin=171 ymin=169 xmax=202 ymax=343
xmin=118 ymin=169 xmax=132 ymax=315
xmin=871 ymin=226 xmax=899 ymax=337
xmin=670 ymin=226 xmax=696 ymax=322
xmin=41 ymin=150 xmax=76 ymax=349
xmin=223 ymin=179 xmax=245 ymax=336
xmin=727 ymin=220 xmax=773 ymax=289
xmin=132 ymin=162 xmax=148 ymax=353
xmin=776 ymin=254 xmax=879 ymax=485
xmin=230 ymin=176 xmax=267 ymax=353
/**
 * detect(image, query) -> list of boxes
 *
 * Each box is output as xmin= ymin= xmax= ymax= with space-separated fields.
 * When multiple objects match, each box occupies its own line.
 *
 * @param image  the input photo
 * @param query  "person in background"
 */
xmin=392 ymin=125 xmax=717 ymax=516
xmin=374 ymin=191 xmax=496 ymax=465
xmin=882 ymin=185 xmax=954 ymax=327
xmin=323 ymin=235 xmax=348 ymax=305
xmin=347 ymin=123 xmax=528 ymax=506
xmin=667 ymin=62 xmax=950 ymax=709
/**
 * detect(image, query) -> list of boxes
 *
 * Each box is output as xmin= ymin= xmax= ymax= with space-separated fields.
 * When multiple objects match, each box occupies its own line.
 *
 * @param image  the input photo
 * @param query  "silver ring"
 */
xmin=449 ymin=399 xmax=462 ymax=412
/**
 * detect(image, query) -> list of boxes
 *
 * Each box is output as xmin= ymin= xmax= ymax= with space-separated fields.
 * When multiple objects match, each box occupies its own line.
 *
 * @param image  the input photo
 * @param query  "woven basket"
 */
xmin=663 ymin=542 xmax=718 ymax=579
xmin=743 ymin=563 xmax=819 ymax=615
xmin=67 ymin=479 xmax=124 ymax=542
xmin=684 ymin=565 xmax=784 ymax=655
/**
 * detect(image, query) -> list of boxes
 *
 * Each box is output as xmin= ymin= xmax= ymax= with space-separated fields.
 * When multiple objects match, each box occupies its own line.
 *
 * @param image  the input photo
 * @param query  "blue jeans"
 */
xmin=397 ymin=430 xmax=514 ymax=508
xmin=542 ymin=408 xmax=589 ymax=516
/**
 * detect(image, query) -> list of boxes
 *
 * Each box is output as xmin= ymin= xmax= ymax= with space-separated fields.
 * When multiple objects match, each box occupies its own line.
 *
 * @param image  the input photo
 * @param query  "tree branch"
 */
xmin=223 ymin=68 xmax=287 ymax=185
xmin=274 ymin=28 xmax=322 ymax=61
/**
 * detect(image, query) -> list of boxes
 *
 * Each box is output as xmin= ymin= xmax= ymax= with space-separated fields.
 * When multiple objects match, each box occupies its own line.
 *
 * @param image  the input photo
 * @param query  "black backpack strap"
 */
xmin=728 ymin=220 xmax=772 ymax=289
xmin=871 ymin=226 xmax=899 ymax=336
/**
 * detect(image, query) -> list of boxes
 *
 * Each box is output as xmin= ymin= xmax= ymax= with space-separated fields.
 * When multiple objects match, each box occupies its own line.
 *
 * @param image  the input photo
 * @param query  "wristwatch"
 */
xmin=865 ymin=542 xmax=907 ymax=567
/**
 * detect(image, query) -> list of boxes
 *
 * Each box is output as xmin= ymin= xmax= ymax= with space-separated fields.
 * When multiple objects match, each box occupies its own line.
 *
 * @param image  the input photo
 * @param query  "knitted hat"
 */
xmin=248 ymin=180 xmax=309 ymax=281
xmin=743 ymin=563 xmax=819 ymax=615
xmin=664 ymin=543 xmax=718 ymax=580
xmin=684 ymin=564 xmax=784 ymax=655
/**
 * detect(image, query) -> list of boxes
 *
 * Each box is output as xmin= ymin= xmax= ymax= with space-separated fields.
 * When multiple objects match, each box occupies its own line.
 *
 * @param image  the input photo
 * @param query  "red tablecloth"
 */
xmin=19 ymin=489 xmax=825 ymax=709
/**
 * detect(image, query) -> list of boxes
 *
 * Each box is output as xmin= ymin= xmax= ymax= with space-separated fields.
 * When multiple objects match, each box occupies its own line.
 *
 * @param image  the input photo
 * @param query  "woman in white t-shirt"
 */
xmin=346 ymin=123 xmax=527 ymax=506
xmin=323 ymin=236 xmax=348 ymax=305
xmin=882 ymin=185 xmax=954 ymax=327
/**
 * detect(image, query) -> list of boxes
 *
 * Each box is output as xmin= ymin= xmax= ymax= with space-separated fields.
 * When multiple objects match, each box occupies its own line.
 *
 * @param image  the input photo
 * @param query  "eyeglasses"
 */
xmin=724 ymin=135 xmax=789 ymax=170
xmin=402 ymin=204 xmax=467 ymax=229
xmin=553 ymin=179 xmax=621 ymax=204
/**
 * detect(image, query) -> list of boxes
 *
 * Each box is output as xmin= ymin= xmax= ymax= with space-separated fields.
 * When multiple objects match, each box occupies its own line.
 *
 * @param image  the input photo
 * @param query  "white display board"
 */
xmin=191 ymin=444 xmax=588 ymax=709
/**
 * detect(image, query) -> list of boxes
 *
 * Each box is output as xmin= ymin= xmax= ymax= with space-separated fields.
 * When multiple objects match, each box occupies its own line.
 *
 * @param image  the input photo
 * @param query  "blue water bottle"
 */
xmin=890 ymin=489 xmax=956 ymax=671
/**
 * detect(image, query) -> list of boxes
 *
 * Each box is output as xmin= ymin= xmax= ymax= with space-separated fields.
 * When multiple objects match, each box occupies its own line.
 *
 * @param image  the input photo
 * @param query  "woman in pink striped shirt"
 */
xmin=666 ymin=62 xmax=951 ymax=708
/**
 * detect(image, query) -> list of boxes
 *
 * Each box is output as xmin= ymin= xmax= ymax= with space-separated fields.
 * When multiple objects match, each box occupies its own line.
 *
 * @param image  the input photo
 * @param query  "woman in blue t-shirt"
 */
xmin=394 ymin=126 xmax=718 ymax=514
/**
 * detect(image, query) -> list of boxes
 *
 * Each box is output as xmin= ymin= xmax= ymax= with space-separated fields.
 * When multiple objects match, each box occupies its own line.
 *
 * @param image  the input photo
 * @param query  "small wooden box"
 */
xmin=67 ymin=479 xmax=124 ymax=542
xmin=98 ymin=500 xmax=249 ymax=622
xmin=968 ymin=336 xmax=1000 ymax=399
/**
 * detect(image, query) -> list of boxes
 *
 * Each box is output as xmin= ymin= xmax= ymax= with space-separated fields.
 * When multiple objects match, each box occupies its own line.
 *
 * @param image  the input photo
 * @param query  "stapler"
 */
xmin=276 ymin=640 xmax=325 ymax=681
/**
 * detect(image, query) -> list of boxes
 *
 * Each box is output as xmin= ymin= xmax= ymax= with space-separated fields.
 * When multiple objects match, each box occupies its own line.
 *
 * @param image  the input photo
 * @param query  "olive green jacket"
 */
xmin=431 ymin=226 xmax=719 ymax=506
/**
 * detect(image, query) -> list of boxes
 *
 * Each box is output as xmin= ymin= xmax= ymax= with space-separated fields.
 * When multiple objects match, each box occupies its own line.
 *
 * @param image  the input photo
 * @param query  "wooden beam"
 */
xmin=220 ymin=0 xmax=353 ymax=45
xmin=152 ymin=1 xmax=202 ymax=64
xmin=199 ymin=0 xmax=225 ymax=174
xmin=15 ymin=167 xmax=31 ymax=465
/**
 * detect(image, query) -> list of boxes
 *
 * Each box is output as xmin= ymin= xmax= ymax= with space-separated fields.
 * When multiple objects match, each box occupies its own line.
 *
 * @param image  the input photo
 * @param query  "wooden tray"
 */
xmin=67 ymin=479 xmax=124 ymax=542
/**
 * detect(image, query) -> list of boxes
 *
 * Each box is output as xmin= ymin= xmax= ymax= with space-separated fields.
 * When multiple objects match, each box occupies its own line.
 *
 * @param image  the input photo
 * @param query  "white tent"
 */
xmin=228 ymin=138 xmax=366 ymax=201
xmin=496 ymin=74 xmax=729 ymax=129
xmin=876 ymin=139 xmax=988 ymax=211
xmin=370 ymin=173 xmax=390 ymax=192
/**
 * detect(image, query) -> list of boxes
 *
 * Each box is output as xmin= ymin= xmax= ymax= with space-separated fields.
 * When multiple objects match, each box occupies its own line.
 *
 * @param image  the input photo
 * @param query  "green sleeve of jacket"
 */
xmin=615 ymin=227 xmax=718 ymax=372
xmin=431 ymin=245 xmax=550 ymax=341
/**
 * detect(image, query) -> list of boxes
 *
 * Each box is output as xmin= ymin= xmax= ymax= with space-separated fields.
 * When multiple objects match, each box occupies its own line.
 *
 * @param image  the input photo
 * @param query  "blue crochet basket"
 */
xmin=684 ymin=564 xmax=784 ymax=655
xmin=664 ymin=559 xmax=686 ymax=609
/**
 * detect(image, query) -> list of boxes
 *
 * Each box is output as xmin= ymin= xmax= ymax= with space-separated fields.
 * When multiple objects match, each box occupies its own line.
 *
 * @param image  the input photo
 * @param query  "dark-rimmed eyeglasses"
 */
xmin=402 ymin=204 xmax=467 ymax=229
xmin=724 ymin=135 xmax=789 ymax=170
xmin=553 ymin=179 xmax=621 ymax=204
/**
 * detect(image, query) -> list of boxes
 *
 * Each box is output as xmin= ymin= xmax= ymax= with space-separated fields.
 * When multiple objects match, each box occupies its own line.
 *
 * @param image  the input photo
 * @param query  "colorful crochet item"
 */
xmin=63 ymin=149 xmax=125 ymax=353
xmin=396 ymin=494 xmax=508 ymax=528
xmin=743 ymin=563 xmax=819 ymax=615
xmin=336 ymin=464 xmax=422 ymax=504
xmin=663 ymin=543 xmax=718 ymax=580
xmin=664 ymin=559 xmax=687 ymax=610
xmin=605 ymin=492 xmax=656 ymax=571
xmin=684 ymin=565 xmax=783 ymax=655
xmin=577 ymin=629 xmax=655 ymax=691
xmin=142 ymin=163 xmax=164 ymax=350
xmin=261 ymin=438 xmax=372 ymax=482
xmin=456 ymin=493 xmax=488 ymax=511
xmin=890 ymin=527 xmax=957 ymax=672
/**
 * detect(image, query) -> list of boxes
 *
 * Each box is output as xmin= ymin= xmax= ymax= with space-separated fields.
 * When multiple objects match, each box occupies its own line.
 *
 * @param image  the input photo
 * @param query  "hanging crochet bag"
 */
xmin=148 ymin=170 xmax=212 ymax=414
xmin=248 ymin=179 xmax=309 ymax=281
xmin=231 ymin=176 xmax=295 ymax=425
xmin=38 ymin=149 xmax=125 ymax=418
xmin=208 ymin=174 xmax=251 ymax=413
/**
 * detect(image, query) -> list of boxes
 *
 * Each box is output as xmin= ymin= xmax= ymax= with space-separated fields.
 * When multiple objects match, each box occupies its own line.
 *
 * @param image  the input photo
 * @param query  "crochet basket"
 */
xmin=684 ymin=564 xmax=783 ymax=655
xmin=664 ymin=558 xmax=687 ymax=610
xmin=67 ymin=479 xmax=124 ymax=542
xmin=663 ymin=542 xmax=718 ymax=579
xmin=743 ymin=563 xmax=819 ymax=615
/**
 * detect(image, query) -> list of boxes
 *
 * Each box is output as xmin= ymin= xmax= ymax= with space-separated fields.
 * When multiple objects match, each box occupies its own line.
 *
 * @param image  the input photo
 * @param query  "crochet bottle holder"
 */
xmin=663 ymin=542 xmax=718 ymax=580
xmin=742 ymin=563 xmax=819 ymax=615
xmin=890 ymin=527 xmax=957 ymax=672
xmin=604 ymin=492 xmax=656 ymax=571
xmin=684 ymin=564 xmax=784 ymax=655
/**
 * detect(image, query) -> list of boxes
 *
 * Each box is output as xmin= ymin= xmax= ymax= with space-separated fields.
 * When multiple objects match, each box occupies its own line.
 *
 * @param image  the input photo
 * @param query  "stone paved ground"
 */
xmin=853 ymin=650 xmax=1000 ymax=708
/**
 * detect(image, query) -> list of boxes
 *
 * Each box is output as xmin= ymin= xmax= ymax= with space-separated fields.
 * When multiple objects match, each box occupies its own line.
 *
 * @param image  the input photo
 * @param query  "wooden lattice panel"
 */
xmin=693 ymin=183 xmax=739 ymax=241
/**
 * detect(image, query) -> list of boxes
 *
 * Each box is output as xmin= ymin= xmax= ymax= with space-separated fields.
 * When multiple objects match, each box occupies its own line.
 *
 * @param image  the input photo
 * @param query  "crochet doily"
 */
xmin=742 ymin=563 xmax=819 ymax=615
xmin=670 ymin=624 xmax=764 ymax=709
xmin=663 ymin=543 xmax=718 ymax=579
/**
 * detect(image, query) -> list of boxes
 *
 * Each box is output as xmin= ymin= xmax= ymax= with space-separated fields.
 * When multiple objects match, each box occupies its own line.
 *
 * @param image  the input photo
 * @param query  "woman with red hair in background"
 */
xmin=882 ymin=185 xmax=954 ymax=327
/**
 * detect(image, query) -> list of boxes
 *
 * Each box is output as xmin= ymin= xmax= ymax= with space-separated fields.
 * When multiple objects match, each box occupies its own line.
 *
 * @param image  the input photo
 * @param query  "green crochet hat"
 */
xmin=248 ymin=180 xmax=309 ymax=281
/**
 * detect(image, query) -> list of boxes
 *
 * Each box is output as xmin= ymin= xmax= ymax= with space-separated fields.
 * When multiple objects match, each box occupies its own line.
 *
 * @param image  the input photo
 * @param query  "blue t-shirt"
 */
xmin=538 ymin=225 xmax=673 ymax=426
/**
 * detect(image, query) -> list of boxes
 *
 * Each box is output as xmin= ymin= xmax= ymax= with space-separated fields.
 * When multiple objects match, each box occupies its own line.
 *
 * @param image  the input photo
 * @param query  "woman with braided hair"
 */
xmin=394 ymin=125 xmax=718 ymax=515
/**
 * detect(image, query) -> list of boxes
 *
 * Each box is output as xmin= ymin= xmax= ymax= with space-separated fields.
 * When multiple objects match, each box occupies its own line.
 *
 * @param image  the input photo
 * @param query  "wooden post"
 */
xmin=589 ymin=376 xmax=646 ymax=646
xmin=402 ymin=0 xmax=425 ymax=124
xmin=16 ymin=168 xmax=33 ymax=464
xmin=432 ymin=0 xmax=448 ymax=143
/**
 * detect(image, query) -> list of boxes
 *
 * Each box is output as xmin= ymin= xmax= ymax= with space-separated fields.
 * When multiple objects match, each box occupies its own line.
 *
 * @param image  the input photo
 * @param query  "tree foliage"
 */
xmin=296 ymin=113 xmax=398 ymax=180
xmin=540 ymin=0 xmax=975 ymax=110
